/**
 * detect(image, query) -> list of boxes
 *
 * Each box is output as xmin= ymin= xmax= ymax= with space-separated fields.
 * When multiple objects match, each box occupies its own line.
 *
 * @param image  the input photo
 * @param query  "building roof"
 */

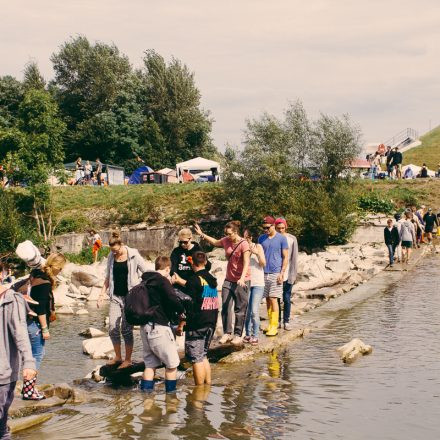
xmin=350 ymin=159 xmax=370 ymax=168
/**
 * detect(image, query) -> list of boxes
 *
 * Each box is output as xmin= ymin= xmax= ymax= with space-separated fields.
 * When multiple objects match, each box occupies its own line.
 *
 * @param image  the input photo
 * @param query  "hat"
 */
xmin=275 ymin=218 xmax=287 ymax=227
xmin=428 ymin=208 xmax=432 ymax=212
xmin=16 ymin=241 xmax=46 ymax=269
xmin=262 ymin=216 xmax=276 ymax=225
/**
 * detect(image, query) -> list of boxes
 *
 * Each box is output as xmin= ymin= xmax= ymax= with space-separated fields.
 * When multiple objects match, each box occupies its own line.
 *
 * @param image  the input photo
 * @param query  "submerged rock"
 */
xmin=56 ymin=306 xmax=75 ymax=314
xmin=8 ymin=413 xmax=53 ymax=434
xmin=79 ymin=327 xmax=106 ymax=338
xmin=337 ymin=338 xmax=372 ymax=364
xmin=76 ymin=308 xmax=89 ymax=315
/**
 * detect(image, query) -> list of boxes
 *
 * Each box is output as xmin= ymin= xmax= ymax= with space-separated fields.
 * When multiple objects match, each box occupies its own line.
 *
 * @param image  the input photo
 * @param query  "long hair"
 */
xmin=42 ymin=253 xmax=67 ymax=288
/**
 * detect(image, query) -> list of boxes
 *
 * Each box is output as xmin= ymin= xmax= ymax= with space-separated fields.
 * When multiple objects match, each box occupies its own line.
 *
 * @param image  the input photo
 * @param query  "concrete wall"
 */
xmin=54 ymin=226 xmax=181 ymax=258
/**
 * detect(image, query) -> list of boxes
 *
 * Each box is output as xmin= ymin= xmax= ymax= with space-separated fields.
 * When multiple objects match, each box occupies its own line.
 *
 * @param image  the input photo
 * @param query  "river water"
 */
xmin=16 ymin=256 xmax=440 ymax=440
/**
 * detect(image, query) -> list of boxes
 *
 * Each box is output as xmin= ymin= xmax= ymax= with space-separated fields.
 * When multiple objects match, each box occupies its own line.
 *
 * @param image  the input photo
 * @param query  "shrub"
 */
xmin=357 ymin=194 xmax=395 ymax=214
xmin=64 ymin=246 xmax=110 ymax=265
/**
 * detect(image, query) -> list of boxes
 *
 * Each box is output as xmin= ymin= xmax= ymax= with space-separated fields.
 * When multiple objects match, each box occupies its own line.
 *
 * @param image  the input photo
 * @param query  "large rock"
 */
xmin=71 ymin=269 xmax=100 ymax=288
xmin=79 ymin=286 xmax=91 ymax=296
xmin=79 ymin=327 xmax=106 ymax=338
xmin=82 ymin=336 xmax=114 ymax=359
xmin=53 ymin=284 xmax=76 ymax=307
xmin=56 ymin=306 xmax=75 ymax=315
xmin=87 ymin=286 xmax=102 ymax=302
xmin=337 ymin=338 xmax=372 ymax=363
xmin=8 ymin=414 xmax=53 ymax=434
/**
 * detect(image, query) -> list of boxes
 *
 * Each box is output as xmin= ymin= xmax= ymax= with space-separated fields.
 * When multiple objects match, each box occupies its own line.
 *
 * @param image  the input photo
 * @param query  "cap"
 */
xmin=262 ymin=216 xmax=276 ymax=225
xmin=275 ymin=217 xmax=287 ymax=227
xmin=16 ymin=241 xmax=46 ymax=269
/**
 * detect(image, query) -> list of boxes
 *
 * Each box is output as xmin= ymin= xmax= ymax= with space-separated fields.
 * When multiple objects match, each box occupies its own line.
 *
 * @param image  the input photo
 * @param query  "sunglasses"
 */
xmin=262 ymin=225 xmax=273 ymax=230
xmin=179 ymin=240 xmax=190 ymax=245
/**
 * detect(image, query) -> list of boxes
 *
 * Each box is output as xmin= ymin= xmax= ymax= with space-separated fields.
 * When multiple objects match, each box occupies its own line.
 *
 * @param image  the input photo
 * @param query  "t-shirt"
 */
xmin=423 ymin=213 xmax=437 ymax=228
xmin=170 ymin=242 xmax=211 ymax=282
xmin=258 ymin=232 xmax=288 ymax=274
xmin=185 ymin=269 xmax=219 ymax=331
xmin=113 ymin=260 xmax=129 ymax=296
xmin=250 ymin=252 xmax=265 ymax=287
xmin=220 ymin=237 xmax=250 ymax=282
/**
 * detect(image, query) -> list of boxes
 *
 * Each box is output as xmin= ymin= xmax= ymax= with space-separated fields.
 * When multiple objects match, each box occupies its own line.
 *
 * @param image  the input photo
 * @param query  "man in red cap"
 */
xmin=275 ymin=218 xmax=298 ymax=330
xmin=258 ymin=216 xmax=288 ymax=337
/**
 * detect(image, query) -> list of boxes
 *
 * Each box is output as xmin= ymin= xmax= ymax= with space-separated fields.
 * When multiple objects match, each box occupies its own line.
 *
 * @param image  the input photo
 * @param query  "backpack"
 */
xmin=124 ymin=281 xmax=158 ymax=325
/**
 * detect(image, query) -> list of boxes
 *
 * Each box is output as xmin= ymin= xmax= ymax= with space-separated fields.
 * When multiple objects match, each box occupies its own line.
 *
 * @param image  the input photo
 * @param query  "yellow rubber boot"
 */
xmin=266 ymin=310 xmax=279 ymax=337
xmin=262 ymin=305 xmax=272 ymax=333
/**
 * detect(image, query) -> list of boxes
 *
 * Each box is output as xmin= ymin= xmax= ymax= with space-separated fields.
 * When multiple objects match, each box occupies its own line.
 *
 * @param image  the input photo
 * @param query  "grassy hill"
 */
xmin=403 ymin=126 xmax=440 ymax=170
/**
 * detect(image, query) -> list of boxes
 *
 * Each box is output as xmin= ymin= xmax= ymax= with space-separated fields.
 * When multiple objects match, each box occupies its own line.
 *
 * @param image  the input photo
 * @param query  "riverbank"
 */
xmin=8 ymin=229 xmax=436 ymax=435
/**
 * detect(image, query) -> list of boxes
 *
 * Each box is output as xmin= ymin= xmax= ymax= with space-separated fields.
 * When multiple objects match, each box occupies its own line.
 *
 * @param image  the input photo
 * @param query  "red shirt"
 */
xmin=220 ymin=237 xmax=251 ymax=282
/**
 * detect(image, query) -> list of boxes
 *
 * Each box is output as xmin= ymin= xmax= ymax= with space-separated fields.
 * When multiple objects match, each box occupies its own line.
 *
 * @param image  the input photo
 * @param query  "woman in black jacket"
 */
xmin=23 ymin=253 xmax=66 ymax=400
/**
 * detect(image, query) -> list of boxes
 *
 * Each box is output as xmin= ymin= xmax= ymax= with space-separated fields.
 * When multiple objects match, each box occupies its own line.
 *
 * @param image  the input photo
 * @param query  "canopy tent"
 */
xmin=402 ymin=163 xmax=435 ymax=178
xmin=128 ymin=165 xmax=154 ymax=184
xmin=175 ymin=157 xmax=221 ymax=183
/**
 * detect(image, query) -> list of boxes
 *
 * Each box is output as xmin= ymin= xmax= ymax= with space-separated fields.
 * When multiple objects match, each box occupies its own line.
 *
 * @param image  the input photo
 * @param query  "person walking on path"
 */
xmin=88 ymin=230 xmax=103 ymax=263
xmin=258 ymin=216 xmax=289 ymax=337
xmin=195 ymin=222 xmax=250 ymax=345
xmin=400 ymin=211 xmax=417 ymax=264
xmin=24 ymin=253 xmax=66 ymax=400
xmin=98 ymin=232 xmax=149 ymax=369
xmin=393 ymin=213 xmax=404 ymax=263
xmin=176 ymin=251 xmax=218 ymax=385
xmin=243 ymin=230 xmax=266 ymax=345
xmin=170 ymin=228 xmax=211 ymax=292
xmin=423 ymin=208 xmax=438 ymax=243
xmin=275 ymin=218 xmax=298 ymax=330
xmin=1 ymin=282 xmax=37 ymax=440
xmin=139 ymin=257 xmax=184 ymax=394
xmin=384 ymin=219 xmax=400 ymax=267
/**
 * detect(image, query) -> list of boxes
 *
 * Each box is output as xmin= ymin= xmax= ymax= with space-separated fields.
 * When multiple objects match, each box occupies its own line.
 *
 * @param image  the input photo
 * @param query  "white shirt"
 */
xmin=250 ymin=250 xmax=265 ymax=287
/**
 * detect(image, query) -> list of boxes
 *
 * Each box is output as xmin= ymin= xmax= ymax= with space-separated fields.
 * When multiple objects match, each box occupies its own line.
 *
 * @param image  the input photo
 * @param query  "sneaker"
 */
xmin=284 ymin=322 xmax=292 ymax=331
xmin=243 ymin=336 xmax=251 ymax=343
xmin=219 ymin=334 xmax=232 ymax=344
xmin=230 ymin=335 xmax=243 ymax=345
xmin=250 ymin=337 xmax=259 ymax=346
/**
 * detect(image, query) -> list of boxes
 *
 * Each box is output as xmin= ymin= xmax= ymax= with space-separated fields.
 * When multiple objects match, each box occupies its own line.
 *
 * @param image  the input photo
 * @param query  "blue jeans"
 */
xmin=245 ymin=286 xmax=264 ymax=338
xmin=282 ymin=282 xmax=293 ymax=323
xmin=27 ymin=321 xmax=45 ymax=370
xmin=386 ymin=244 xmax=396 ymax=265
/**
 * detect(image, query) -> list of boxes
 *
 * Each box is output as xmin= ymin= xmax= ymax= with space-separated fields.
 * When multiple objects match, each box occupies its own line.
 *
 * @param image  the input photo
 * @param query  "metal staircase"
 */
xmin=384 ymin=128 xmax=418 ymax=149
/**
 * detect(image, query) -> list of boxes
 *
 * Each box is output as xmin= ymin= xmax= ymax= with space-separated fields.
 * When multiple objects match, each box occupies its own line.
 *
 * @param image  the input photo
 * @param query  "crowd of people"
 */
xmin=0 ymin=215 xmax=299 ymax=438
xmin=384 ymin=205 xmax=439 ymax=266
xmin=73 ymin=157 xmax=104 ymax=186
xmin=367 ymin=145 xmax=404 ymax=180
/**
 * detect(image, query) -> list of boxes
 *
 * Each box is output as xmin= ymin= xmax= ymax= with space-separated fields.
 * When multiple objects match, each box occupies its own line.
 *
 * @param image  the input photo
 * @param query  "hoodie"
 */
xmin=140 ymin=271 xmax=184 ymax=326
xmin=185 ymin=269 xmax=219 ymax=331
xmin=0 ymin=289 xmax=36 ymax=385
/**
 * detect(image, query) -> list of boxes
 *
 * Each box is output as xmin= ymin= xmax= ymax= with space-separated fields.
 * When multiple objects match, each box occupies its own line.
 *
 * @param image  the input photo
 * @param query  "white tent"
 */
xmin=175 ymin=157 xmax=221 ymax=183
xmin=402 ymin=163 xmax=435 ymax=178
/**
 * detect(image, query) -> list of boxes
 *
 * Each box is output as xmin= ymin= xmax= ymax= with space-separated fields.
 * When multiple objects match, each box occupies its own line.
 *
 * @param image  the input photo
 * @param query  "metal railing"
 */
xmin=384 ymin=128 xmax=418 ymax=148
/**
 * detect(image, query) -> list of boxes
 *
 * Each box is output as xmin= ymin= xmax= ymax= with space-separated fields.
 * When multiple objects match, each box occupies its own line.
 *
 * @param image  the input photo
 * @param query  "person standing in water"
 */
xmin=98 ymin=232 xmax=149 ymax=369
xmin=384 ymin=219 xmax=400 ymax=267
xmin=400 ymin=211 xmax=417 ymax=264
xmin=274 ymin=218 xmax=298 ymax=330
xmin=195 ymin=222 xmax=250 ymax=345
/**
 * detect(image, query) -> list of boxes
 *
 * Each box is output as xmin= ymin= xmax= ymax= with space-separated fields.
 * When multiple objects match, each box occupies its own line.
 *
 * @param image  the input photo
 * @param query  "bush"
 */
xmin=357 ymin=194 xmax=395 ymax=214
xmin=64 ymin=246 xmax=110 ymax=265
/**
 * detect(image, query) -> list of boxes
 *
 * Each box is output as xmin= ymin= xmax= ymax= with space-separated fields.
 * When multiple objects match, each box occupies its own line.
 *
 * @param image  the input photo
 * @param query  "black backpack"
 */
xmin=124 ymin=281 xmax=158 ymax=325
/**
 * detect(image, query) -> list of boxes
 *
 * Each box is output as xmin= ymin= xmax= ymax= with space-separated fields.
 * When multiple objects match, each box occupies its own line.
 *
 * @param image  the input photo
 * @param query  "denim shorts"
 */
xmin=185 ymin=327 xmax=215 ymax=364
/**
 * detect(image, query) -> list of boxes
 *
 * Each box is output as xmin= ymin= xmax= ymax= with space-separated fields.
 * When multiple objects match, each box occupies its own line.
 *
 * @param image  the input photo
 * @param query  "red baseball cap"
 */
xmin=262 ymin=216 xmax=276 ymax=225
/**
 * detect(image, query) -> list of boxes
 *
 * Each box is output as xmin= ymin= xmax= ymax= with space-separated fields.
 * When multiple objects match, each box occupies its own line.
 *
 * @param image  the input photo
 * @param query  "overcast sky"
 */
xmin=2 ymin=0 xmax=440 ymax=150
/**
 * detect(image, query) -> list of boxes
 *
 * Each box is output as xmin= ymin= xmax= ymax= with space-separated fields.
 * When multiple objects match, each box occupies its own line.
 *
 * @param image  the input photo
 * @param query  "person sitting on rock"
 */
xmin=174 ymin=251 xmax=218 ymax=385
xmin=98 ymin=231 xmax=149 ymax=369
xmin=0 ymin=282 xmax=37 ymax=439
xmin=139 ymin=256 xmax=184 ymax=394
xmin=24 ymin=253 xmax=66 ymax=400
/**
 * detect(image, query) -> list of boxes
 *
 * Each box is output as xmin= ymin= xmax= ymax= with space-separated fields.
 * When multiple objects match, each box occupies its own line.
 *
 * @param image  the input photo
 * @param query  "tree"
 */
xmin=0 ymin=76 xmax=24 ymax=127
xmin=23 ymin=62 xmax=46 ymax=91
xmin=139 ymin=50 xmax=216 ymax=167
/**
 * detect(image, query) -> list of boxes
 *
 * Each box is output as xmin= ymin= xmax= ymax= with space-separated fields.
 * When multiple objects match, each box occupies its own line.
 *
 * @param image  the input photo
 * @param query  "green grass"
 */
xmin=403 ymin=126 xmax=440 ymax=170
xmin=50 ymin=183 xmax=222 ymax=234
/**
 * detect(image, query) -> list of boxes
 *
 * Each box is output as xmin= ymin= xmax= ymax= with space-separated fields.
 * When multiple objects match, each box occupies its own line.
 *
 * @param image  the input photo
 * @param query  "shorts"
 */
xmin=185 ymin=327 xmax=215 ymax=363
xmin=263 ymin=273 xmax=283 ymax=299
xmin=425 ymin=226 xmax=434 ymax=233
xmin=140 ymin=323 xmax=180 ymax=369
xmin=401 ymin=241 xmax=412 ymax=248
xmin=92 ymin=240 xmax=102 ymax=255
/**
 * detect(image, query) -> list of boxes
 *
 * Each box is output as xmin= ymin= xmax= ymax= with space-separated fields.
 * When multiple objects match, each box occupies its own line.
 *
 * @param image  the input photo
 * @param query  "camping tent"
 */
xmin=175 ymin=157 xmax=221 ymax=183
xmin=157 ymin=168 xmax=178 ymax=183
xmin=128 ymin=165 xmax=154 ymax=184
xmin=402 ymin=163 xmax=435 ymax=178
